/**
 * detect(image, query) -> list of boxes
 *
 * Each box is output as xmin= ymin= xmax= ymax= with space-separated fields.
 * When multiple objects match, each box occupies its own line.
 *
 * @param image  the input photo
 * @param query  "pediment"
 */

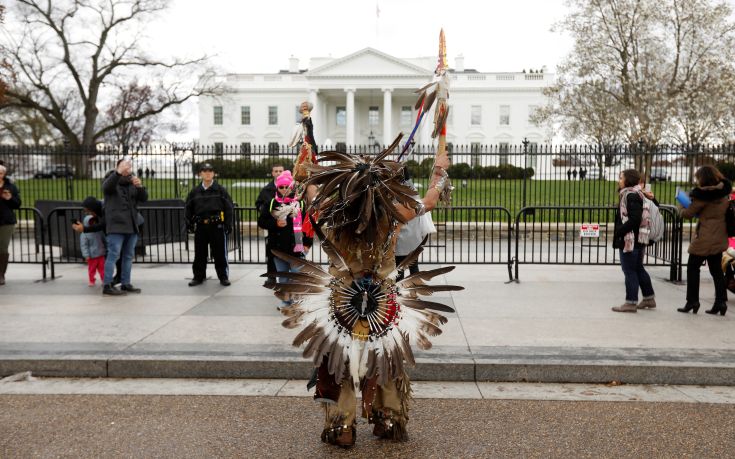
xmin=307 ymin=48 xmax=433 ymax=77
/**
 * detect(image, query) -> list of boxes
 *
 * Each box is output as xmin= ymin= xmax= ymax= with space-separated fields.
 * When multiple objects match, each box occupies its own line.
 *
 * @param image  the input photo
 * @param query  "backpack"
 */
xmin=645 ymin=197 xmax=665 ymax=243
xmin=726 ymin=199 xmax=735 ymax=238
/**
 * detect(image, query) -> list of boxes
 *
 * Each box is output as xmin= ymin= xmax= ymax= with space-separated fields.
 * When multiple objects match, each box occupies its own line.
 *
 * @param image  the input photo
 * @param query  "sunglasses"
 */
xmin=278 ymin=185 xmax=291 ymax=189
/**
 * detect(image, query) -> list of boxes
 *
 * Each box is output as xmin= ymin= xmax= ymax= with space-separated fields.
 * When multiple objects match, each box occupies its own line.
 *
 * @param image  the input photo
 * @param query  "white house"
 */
xmin=198 ymin=48 xmax=553 ymax=154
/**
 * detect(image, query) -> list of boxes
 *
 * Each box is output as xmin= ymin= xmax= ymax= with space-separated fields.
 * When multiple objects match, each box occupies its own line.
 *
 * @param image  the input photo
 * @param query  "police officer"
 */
xmin=185 ymin=163 xmax=234 ymax=286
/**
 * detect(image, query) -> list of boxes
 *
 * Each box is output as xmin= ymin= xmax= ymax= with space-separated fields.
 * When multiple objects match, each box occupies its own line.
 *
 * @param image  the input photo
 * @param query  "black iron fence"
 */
xmin=2 ymin=143 xmax=734 ymax=221
xmin=4 ymin=142 xmax=730 ymax=281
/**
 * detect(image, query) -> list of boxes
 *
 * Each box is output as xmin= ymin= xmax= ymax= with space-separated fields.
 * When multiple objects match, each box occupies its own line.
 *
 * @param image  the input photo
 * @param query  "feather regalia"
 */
xmin=265 ymin=29 xmax=461 ymax=446
xmin=267 ymin=134 xmax=462 ymax=389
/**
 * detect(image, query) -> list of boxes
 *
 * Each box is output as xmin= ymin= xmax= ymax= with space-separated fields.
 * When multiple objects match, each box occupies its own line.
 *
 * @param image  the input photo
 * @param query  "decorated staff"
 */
xmin=265 ymin=31 xmax=461 ymax=448
xmin=289 ymin=100 xmax=319 ymax=205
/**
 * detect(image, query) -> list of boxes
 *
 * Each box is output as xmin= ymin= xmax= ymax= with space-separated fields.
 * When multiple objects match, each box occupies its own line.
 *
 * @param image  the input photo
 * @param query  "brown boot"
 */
xmin=636 ymin=297 xmax=656 ymax=309
xmin=321 ymin=424 xmax=355 ymax=448
xmin=0 ymin=253 xmax=8 ymax=285
xmin=612 ymin=303 xmax=637 ymax=313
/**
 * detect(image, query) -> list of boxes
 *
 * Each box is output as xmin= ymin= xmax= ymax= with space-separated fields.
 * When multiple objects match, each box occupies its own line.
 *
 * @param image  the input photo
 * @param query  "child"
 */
xmin=80 ymin=210 xmax=106 ymax=287
xmin=257 ymin=170 xmax=312 ymax=306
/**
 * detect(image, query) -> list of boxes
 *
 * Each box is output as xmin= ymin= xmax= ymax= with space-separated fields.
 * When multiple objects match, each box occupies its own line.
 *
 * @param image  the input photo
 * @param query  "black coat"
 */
xmin=185 ymin=181 xmax=234 ymax=227
xmin=612 ymin=192 xmax=643 ymax=249
xmin=102 ymin=172 xmax=148 ymax=234
xmin=255 ymin=181 xmax=276 ymax=215
xmin=0 ymin=180 xmax=21 ymax=225
xmin=257 ymin=197 xmax=313 ymax=254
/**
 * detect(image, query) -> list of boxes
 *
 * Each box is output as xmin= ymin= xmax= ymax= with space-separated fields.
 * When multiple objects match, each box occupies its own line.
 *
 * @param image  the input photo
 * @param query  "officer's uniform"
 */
xmin=185 ymin=163 xmax=234 ymax=286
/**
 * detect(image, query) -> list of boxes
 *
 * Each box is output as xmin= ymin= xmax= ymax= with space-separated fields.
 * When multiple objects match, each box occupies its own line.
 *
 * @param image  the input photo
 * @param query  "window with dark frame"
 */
xmin=268 ymin=106 xmax=278 ymax=125
xmin=336 ymin=106 xmax=346 ymax=127
xmin=213 ymin=106 xmax=223 ymax=125
xmin=241 ymin=106 xmax=250 ymax=125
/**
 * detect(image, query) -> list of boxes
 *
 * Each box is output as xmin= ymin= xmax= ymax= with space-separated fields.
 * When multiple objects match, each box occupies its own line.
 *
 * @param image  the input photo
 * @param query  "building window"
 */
xmin=336 ymin=106 xmax=346 ymax=127
xmin=400 ymin=106 xmax=412 ymax=127
xmin=528 ymin=105 xmax=538 ymax=124
xmin=471 ymin=105 xmax=481 ymax=126
xmin=268 ymin=142 xmax=279 ymax=154
xmin=335 ymin=142 xmax=347 ymax=153
xmin=295 ymin=105 xmax=302 ymax=123
xmin=499 ymin=105 xmax=510 ymax=126
xmin=368 ymin=106 xmax=379 ymax=126
xmin=214 ymin=142 xmax=224 ymax=156
xmin=499 ymin=142 xmax=510 ymax=165
xmin=240 ymin=142 xmax=251 ymax=155
xmin=268 ymin=106 xmax=278 ymax=125
xmin=213 ymin=106 xmax=223 ymax=125
xmin=241 ymin=106 xmax=250 ymax=125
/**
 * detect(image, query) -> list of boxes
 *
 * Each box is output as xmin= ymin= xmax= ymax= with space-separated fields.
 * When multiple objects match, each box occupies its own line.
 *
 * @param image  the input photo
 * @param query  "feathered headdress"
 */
xmin=302 ymin=134 xmax=422 ymax=242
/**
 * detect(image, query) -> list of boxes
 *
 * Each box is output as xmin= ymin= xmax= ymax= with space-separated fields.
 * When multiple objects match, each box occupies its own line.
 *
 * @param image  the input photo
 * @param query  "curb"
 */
xmin=2 ymin=355 xmax=734 ymax=386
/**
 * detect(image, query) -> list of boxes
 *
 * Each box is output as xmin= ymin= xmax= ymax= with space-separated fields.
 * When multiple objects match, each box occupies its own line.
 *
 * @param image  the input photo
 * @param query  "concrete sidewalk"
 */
xmin=1 ymin=261 xmax=733 ymax=385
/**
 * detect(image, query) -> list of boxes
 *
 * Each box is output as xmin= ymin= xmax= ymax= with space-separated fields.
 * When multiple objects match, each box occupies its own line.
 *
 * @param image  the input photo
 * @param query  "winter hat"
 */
xmin=275 ymin=170 xmax=294 ymax=188
xmin=82 ymin=196 xmax=102 ymax=216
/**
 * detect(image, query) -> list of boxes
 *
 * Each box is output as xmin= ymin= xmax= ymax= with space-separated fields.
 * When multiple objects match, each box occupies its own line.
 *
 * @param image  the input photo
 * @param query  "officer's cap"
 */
xmin=199 ymin=162 xmax=214 ymax=172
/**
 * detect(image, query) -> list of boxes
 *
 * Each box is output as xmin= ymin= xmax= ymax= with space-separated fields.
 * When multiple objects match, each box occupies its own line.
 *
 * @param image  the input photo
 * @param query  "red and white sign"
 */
xmin=580 ymin=223 xmax=600 ymax=238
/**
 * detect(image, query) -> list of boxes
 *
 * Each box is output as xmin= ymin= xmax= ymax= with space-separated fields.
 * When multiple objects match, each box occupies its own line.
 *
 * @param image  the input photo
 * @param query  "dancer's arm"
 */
xmin=395 ymin=138 xmax=450 ymax=221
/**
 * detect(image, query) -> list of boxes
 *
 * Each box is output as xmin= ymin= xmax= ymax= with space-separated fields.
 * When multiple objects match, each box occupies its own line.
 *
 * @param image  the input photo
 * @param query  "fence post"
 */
xmin=521 ymin=138 xmax=529 ymax=210
xmin=64 ymin=139 xmax=73 ymax=201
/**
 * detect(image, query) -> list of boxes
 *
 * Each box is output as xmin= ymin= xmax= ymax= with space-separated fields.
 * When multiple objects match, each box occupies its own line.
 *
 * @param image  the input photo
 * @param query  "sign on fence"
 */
xmin=579 ymin=223 xmax=600 ymax=238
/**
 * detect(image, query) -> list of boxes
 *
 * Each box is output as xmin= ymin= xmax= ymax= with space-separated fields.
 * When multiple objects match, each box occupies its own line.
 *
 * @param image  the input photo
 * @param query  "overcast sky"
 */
xmin=143 ymin=0 xmax=574 ymax=139
xmin=148 ymin=0 xmax=573 ymax=74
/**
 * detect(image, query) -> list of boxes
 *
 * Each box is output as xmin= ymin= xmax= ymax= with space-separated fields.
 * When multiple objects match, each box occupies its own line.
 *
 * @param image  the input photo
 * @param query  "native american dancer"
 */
xmin=266 ymin=31 xmax=459 ymax=448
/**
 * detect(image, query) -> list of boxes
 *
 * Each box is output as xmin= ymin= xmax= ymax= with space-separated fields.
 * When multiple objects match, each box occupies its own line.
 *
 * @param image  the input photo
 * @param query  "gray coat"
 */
xmin=102 ymin=172 xmax=148 ymax=234
xmin=80 ymin=215 xmax=106 ymax=259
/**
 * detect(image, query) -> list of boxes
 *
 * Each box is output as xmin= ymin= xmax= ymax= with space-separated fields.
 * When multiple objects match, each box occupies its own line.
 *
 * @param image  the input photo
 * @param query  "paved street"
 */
xmin=3 ymin=388 xmax=735 ymax=457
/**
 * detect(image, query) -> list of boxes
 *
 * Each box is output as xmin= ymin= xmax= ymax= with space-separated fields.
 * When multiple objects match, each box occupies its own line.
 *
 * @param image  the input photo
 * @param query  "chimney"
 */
xmin=289 ymin=56 xmax=299 ymax=73
xmin=455 ymin=54 xmax=465 ymax=72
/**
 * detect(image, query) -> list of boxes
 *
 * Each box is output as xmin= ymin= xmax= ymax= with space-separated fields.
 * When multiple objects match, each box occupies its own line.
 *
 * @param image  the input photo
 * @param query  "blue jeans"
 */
xmin=104 ymin=233 xmax=138 ymax=286
xmin=273 ymin=255 xmax=300 ymax=285
xmin=619 ymin=247 xmax=655 ymax=304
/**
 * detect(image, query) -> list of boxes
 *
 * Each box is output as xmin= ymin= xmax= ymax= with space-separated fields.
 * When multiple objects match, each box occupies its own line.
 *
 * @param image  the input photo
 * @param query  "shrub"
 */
xmin=716 ymin=161 xmax=735 ymax=182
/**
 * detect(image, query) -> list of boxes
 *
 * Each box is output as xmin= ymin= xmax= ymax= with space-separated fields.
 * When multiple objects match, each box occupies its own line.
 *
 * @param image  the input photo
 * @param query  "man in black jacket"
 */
xmin=102 ymin=158 xmax=148 ymax=296
xmin=186 ymin=163 xmax=234 ymax=287
xmin=255 ymin=163 xmax=284 ymax=288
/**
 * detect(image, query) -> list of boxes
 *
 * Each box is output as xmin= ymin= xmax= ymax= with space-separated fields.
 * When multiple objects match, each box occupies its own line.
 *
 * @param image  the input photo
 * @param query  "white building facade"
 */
xmin=198 ymin=48 xmax=553 ymax=152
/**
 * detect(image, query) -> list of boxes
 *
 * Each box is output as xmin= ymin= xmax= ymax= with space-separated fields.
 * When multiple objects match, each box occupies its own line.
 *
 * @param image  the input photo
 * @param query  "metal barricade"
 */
xmin=7 ymin=207 xmax=47 ymax=279
xmin=513 ymin=205 xmax=682 ymax=282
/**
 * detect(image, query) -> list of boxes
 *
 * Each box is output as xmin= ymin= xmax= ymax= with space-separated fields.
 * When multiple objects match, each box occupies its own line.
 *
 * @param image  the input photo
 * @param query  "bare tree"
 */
xmin=0 ymin=105 xmax=59 ymax=145
xmin=101 ymin=80 xmax=185 ymax=151
xmin=538 ymin=0 xmax=735 ymax=175
xmin=0 ymin=0 xmax=218 ymax=154
xmin=0 ymin=4 xmax=10 ymax=104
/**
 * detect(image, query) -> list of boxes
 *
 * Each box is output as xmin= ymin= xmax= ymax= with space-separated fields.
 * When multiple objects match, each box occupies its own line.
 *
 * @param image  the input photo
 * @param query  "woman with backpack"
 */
xmin=677 ymin=165 xmax=732 ymax=316
xmin=612 ymin=169 xmax=656 ymax=313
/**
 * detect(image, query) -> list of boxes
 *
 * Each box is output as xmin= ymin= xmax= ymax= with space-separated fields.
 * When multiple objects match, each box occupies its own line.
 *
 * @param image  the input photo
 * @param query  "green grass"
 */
xmin=14 ymin=177 xmax=687 ymax=222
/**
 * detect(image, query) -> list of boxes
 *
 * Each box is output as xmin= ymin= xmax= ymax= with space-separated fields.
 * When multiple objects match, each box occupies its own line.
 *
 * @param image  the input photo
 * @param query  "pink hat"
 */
xmin=275 ymin=170 xmax=294 ymax=188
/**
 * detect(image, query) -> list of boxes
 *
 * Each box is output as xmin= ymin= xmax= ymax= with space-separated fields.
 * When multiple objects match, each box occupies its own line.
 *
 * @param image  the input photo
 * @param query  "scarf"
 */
xmin=275 ymin=193 xmax=304 ymax=253
xmin=619 ymin=185 xmax=652 ymax=252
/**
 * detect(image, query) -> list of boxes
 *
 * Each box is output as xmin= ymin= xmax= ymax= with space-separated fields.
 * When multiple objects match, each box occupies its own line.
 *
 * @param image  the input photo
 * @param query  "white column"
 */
xmin=420 ymin=117 xmax=432 ymax=148
xmin=382 ymin=88 xmax=392 ymax=146
xmin=345 ymin=88 xmax=355 ymax=146
xmin=309 ymin=89 xmax=319 ymax=144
